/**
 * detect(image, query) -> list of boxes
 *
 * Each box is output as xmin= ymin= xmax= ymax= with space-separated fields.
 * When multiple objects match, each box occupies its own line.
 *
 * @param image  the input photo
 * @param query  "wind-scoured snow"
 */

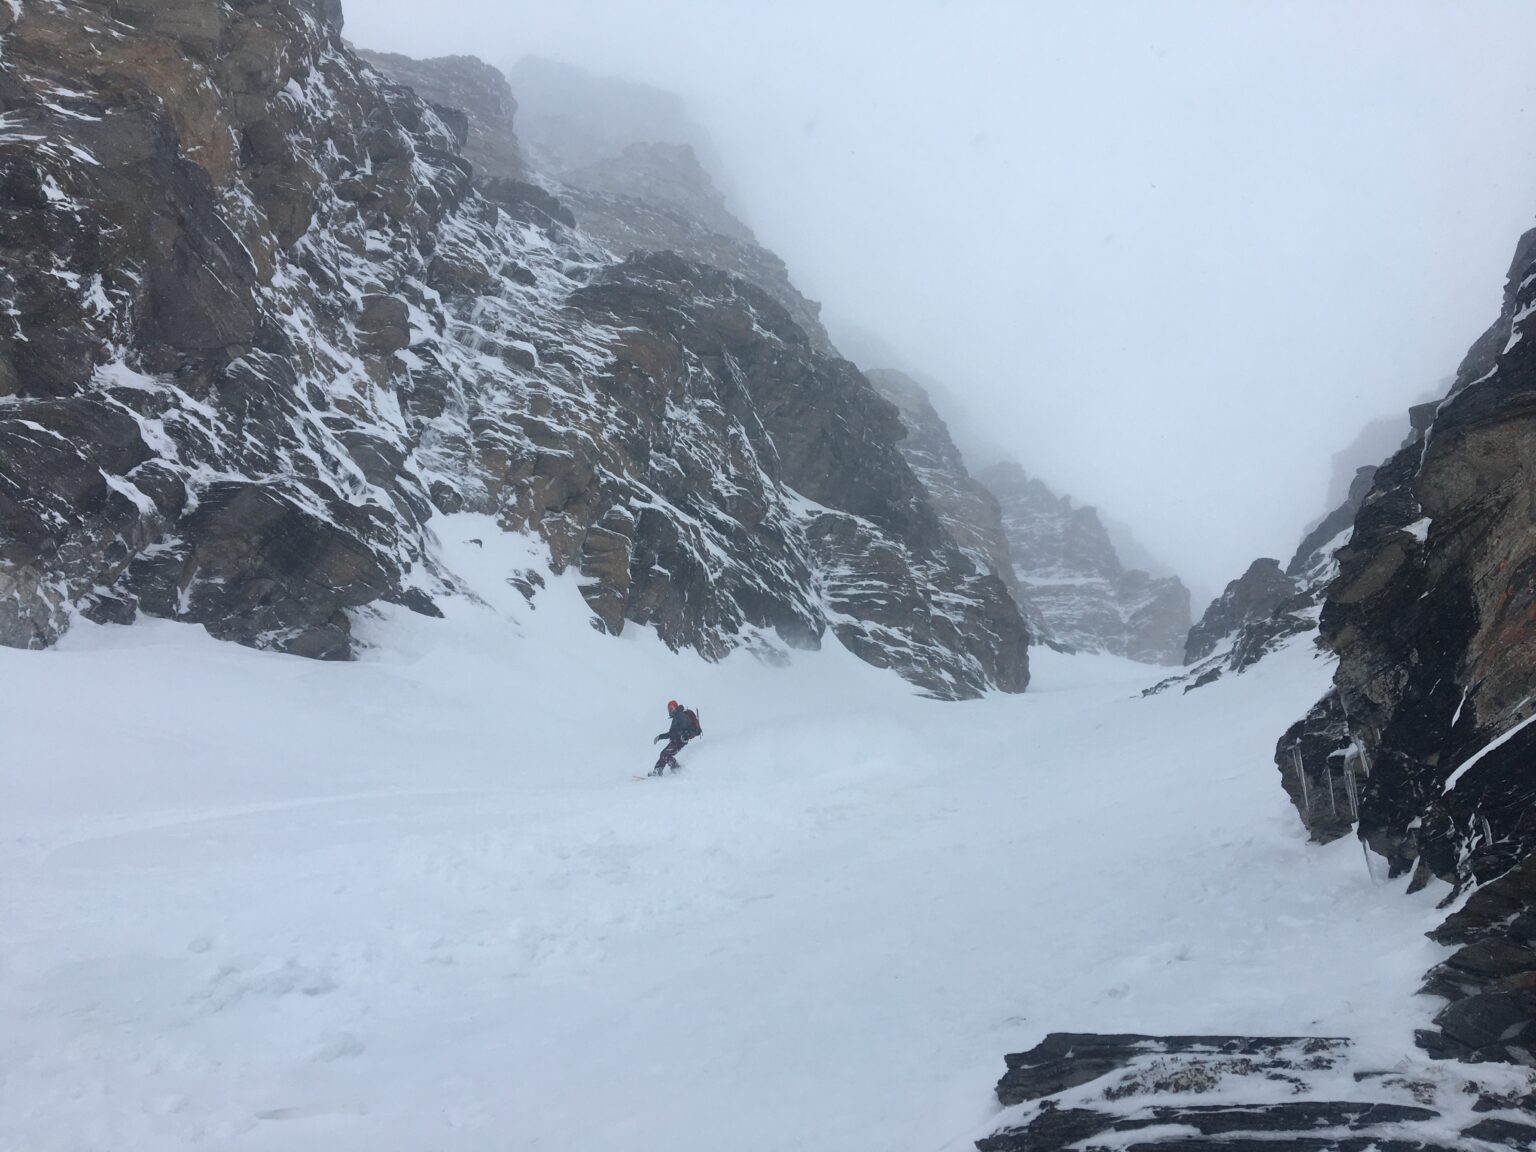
xmin=1 ymin=518 xmax=1453 ymax=1151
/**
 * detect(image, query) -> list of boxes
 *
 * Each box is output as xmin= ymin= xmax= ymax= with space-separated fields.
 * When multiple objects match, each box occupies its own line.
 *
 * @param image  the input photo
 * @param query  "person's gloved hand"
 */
xmin=654 ymin=734 xmax=665 ymax=743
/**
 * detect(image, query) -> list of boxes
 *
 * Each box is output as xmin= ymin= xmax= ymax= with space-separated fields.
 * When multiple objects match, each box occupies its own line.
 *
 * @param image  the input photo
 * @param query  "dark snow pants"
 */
xmin=654 ymin=736 xmax=689 ymax=773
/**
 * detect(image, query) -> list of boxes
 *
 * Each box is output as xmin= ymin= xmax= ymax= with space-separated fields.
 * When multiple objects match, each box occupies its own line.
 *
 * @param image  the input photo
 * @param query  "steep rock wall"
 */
xmin=981 ymin=462 xmax=1190 ymax=663
xmin=356 ymin=49 xmax=526 ymax=180
xmin=1266 ymin=227 xmax=1536 ymax=1063
xmin=0 ymin=0 xmax=1026 ymax=697
xmin=1316 ymin=229 xmax=1536 ymax=887
xmin=864 ymin=368 xmax=1051 ymax=645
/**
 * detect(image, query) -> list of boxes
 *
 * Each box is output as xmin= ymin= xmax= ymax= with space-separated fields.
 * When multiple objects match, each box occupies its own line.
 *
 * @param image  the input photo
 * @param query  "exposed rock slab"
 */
xmin=1417 ymin=853 xmax=1536 ymax=1065
xmin=977 ymin=1032 xmax=1536 ymax=1150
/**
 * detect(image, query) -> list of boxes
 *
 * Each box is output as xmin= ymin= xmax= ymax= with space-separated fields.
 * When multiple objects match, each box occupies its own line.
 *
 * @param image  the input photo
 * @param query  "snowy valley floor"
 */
xmin=2 ymin=519 xmax=1455 ymax=1151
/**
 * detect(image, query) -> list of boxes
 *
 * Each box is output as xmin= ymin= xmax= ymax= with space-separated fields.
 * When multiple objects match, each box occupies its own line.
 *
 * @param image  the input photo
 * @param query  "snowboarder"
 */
xmin=650 ymin=699 xmax=702 ymax=775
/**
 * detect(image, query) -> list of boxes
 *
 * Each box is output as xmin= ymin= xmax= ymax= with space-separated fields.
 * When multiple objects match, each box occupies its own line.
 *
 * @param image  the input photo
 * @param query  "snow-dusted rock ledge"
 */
xmin=975 ymin=1032 xmax=1536 ymax=1150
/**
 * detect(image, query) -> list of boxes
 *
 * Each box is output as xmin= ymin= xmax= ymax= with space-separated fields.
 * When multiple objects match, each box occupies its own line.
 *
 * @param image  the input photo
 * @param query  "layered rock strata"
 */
xmin=356 ymin=49 xmax=525 ymax=180
xmin=865 ymin=369 xmax=1056 ymax=646
xmin=557 ymin=146 xmax=834 ymax=354
xmin=1288 ymin=228 xmax=1536 ymax=880
xmin=1271 ymin=227 xmax=1536 ymax=1061
xmin=0 ymin=0 xmax=1027 ymax=696
xmin=982 ymin=462 xmax=1190 ymax=662
xmin=489 ymin=55 xmax=835 ymax=351
xmin=976 ymin=1032 xmax=1536 ymax=1151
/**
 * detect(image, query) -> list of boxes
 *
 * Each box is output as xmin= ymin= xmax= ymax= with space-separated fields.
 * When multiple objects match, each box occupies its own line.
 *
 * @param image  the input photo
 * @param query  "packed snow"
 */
xmin=1 ymin=516 xmax=1454 ymax=1151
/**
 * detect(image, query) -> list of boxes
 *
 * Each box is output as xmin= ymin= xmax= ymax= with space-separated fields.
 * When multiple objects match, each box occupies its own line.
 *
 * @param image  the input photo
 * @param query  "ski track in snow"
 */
xmin=0 ymin=517 xmax=1453 ymax=1151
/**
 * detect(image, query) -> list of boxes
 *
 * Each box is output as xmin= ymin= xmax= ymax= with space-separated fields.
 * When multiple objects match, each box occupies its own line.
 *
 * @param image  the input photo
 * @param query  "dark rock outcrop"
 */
xmin=1420 ymin=855 xmax=1536 ymax=1065
xmin=561 ymin=252 xmax=1031 ymax=697
xmin=977 ymin=1032 xmax=1529 ymax=1151
xmin=365 ymin=55 xmax=836 ymax=364
xmin=993 ymin=1033 xmax=1348 ymax=1109
xmin=356 ymin=51 xmax=526 ymax=180
xmin=1185 ymin=559 xmax=1300 ymax=664
xmin=864 ymin=368 xmax=1049 ymax=642
xmin=0 ymin=2 xmax=1028 ymax=696
xmin=134 ymin=482 xmax=398 ymax=661
xmin=1257 ymin=471 xmax=1388 ymax=841
xmin=559 ymin=165 xmax=835 ymax=355
xmin=981 ymin=462 xmax=1190 ymax=662
xmin=1290 ymin=466 xmax=1378 ymax=580
xmin=1255 ymin=224 xmax=1536 ymax=1063
xmin=1149 ymin=465 xmax=1376 ymax=696
xmin=479 ymin=176 xmax=576 ymax=230
xmin=1272 ymin=690 xmax=1362 ymax=844
xmin=1315 ymin=225 xmax=1536 ymax=887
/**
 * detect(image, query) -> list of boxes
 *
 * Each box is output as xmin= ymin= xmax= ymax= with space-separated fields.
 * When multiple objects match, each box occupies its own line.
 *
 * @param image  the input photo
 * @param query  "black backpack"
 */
xmin=683 ymin=708 xmax=702 ymax=738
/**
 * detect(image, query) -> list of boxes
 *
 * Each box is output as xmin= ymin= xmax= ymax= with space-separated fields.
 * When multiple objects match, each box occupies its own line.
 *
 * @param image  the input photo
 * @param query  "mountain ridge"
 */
xmin=0 ymin=0 xmax=1028 ymax=697
xmin=981 ymin=461 xmax=1191 ymax=663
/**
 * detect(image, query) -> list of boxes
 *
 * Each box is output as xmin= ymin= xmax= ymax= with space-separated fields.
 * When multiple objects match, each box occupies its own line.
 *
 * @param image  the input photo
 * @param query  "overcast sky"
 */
xmin=346 ymin=0 xmax=1536 ymax=601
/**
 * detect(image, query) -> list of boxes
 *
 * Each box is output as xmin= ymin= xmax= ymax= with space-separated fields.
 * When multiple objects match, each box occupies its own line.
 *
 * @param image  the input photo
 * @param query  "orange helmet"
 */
xmin=667 ymin=699 xmax=679 ymax=712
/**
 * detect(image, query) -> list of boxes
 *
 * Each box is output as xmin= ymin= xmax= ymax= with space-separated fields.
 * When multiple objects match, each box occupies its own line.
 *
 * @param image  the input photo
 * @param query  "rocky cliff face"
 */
xmin=564 ymin=252 xmax=1030 ymax=696
xmin=355 ymin=50 xmax=525 ymax=180
xmin=1317 ymin=230 xmax=1536 ymax=887
xmin=0 ymin=0 xmax=1026 ymax=697
xmin=1 ymin=0 xmax=446 ymax=658
xmin=1184 ymin=558 xmax=1308 ymax=664
xmin=1265 ymin=225 xmax=1536 ymax=1063
xmin=1154 ymin=465 xmax=1376 ymax=698
xmin=1282 ymin=228 xmax=1536 ymax=883
xmin=555 ymin=147 xmax=835 ymax=355
xmin=980 ymin=462 xmax=1190 ymax=662
xmin=864 ymin=369 xmax=1053 ymax=646
xmin=364 ymin=55 xmax=834 ymax=357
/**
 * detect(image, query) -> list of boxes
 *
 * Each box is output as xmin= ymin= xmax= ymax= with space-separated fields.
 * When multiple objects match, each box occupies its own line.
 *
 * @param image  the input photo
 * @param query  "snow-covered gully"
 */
xmin=0 ymin=523 xmax=1454 ymax=1151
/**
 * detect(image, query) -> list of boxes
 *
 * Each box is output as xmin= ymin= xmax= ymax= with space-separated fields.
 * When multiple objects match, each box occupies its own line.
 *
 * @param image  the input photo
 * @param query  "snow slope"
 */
xmin=1 ymin=517 xmax=1453 ymax=1151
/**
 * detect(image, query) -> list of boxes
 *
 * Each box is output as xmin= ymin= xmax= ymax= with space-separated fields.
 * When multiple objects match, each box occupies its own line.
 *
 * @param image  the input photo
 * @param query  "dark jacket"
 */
xmin=658 ymin=706 xmax=699 ymax=742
